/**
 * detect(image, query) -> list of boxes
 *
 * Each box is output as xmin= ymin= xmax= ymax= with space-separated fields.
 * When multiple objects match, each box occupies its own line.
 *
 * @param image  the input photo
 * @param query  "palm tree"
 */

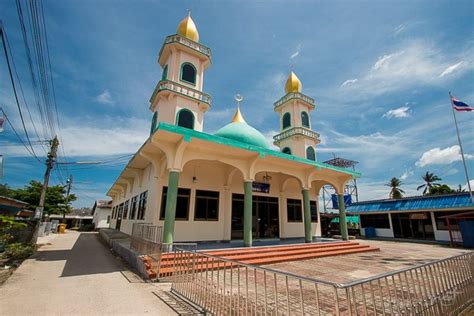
xmin=386 ymin=177 xmax=405 ymax=199
xmin=417 ymin=171 xmax=442 ymax=195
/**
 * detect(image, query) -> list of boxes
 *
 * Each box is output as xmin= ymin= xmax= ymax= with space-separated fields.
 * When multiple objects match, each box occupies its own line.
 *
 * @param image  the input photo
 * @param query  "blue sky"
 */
xmin=0 ymin=0 xmax=473 ymax=207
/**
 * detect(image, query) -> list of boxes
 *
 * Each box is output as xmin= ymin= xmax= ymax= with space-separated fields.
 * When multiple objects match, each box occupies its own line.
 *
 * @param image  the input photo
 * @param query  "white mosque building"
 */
xmin=107 ymin=14 xmax=359 ymax=247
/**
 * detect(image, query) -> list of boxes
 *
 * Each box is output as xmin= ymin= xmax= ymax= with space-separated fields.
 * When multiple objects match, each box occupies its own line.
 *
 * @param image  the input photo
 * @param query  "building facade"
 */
xmin=92 ymin=200 xmax=112 ymax=229
xmin=107 ymin=15 xmax=359 ymax=246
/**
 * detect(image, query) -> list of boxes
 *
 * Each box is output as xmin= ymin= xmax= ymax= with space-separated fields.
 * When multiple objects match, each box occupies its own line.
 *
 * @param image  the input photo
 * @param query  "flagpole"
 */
xmin=449 ymin=92 xmax=473 ymax=203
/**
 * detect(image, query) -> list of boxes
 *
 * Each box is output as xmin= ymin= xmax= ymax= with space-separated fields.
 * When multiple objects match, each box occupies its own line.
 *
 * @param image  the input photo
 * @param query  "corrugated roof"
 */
xmin=347 ymin=193 xmax=473 ymax=213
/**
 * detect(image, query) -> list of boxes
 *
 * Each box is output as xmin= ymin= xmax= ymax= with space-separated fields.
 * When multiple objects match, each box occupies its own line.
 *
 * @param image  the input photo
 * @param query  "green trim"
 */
xmin=282 ymin=112 xmax=291 ymax=130
xmin=163 ymin=171 xmax=180 ymax=244
xmin=162 ymin=65 xmax=168 ymax=80
xmin=180 ymin=62 xmax=197 ymax=86
xmin=176 ymin=108 xmax=195 ymax=130
xmin=155 ymin=122 xmax=361 ymax=178
xmin=302 ymin=189 xmax=312 ymax=243
xmin=243 ymin=181 xmax=253 ymax=247
xmin=150 ymin=112 xmax=158 ymax=136
xmin=338 ymin=194 xmax=349 ymax=241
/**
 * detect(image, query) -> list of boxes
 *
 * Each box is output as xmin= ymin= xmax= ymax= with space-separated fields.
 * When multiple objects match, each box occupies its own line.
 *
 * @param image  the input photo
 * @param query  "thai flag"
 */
xmin=451 ymin=95 xmax=473 ymax=112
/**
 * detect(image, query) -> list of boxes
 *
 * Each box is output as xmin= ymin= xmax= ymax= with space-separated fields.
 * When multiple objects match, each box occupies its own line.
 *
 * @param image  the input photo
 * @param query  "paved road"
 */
xmin=0 ymin=231 xmax=177 ymax=315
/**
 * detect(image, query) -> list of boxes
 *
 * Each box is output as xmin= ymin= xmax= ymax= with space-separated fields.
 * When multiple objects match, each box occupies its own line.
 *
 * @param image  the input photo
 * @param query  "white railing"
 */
xmin=170 ymin=250 xmax=473 ymax=315
xmin=164 ymin=34 xmax=211 ymax=58
xmin=150 ymin=80 xmax=212 ymax=105
xmin=273 ymin=126 xmax=320 ymax=143
xmin=274 ymin=92 xmax=315 ymax=109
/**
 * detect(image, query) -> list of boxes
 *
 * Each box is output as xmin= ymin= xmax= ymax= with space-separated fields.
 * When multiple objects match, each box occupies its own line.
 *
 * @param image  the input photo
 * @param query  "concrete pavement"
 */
xmin=0 ymin=231 xmax=177 ymax=315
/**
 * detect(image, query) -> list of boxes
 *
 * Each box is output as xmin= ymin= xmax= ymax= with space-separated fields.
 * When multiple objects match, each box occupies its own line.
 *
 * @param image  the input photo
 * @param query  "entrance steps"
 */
xmin=158 ymin=241 xmax=379 ymax=277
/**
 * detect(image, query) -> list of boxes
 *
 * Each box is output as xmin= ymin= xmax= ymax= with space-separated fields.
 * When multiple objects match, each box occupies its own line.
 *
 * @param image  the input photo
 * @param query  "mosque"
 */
xmin=107 ymin=14 xmax=359 ymax=247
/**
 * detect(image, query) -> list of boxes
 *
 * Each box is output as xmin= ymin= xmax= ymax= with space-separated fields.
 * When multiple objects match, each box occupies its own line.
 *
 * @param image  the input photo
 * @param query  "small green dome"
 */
xmin=215 ymin=122 xmax=269 ymax=149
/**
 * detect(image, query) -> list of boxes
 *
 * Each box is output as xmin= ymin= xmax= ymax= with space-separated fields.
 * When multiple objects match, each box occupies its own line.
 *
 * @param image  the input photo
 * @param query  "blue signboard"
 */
xmin=253 ymin=182 xmax=270 ymax=193
xmin=331 ymin=194 xmax=352 ymax=209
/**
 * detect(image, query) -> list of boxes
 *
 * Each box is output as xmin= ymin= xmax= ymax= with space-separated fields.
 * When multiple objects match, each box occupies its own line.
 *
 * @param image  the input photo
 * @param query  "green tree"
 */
xmin=9 ymin=180 xmax=76 ymax=216
xmin=428 ymin=184 xmax=455 ymax=195
xmin=417 ymin=171 xmax=442 ymax=195
xmin=0 ymin=183 xmax=12 ymax=197
xmin=386 ymin=177 xmax=405 ymax=199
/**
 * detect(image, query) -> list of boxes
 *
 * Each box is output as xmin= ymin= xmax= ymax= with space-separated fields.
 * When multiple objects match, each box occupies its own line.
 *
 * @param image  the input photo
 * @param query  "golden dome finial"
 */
xmin=285 ymin=71 xmax=302 ymax=93
xmin=177 ymin=14 xmax=199 ymax=42
xmin=232 ymin=94 xmax=246 ymax=123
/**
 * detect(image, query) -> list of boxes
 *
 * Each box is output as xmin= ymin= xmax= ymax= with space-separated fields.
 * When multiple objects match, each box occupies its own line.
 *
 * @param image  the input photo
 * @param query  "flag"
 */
xmin=0 ymin=116 xmax=4 ymax=132
xmin=451 ymin=95 xmax=474 ymax=112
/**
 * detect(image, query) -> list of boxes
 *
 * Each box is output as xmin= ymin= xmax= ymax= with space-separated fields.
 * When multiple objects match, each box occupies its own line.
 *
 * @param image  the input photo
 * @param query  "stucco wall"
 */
xmin=93 ymin=208 xmax=111 ymax=229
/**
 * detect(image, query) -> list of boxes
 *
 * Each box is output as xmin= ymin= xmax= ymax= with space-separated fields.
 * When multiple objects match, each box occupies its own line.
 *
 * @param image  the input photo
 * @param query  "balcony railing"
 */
xmin=164 ymin=34 xmax=211 ymax=59
xmin=273 ymin=127 xmax=320 ymax=143
xmin=150 ymin=80 xmax=212 ymax=105
xmin=274 ymin=92 xmax=315 ymax=109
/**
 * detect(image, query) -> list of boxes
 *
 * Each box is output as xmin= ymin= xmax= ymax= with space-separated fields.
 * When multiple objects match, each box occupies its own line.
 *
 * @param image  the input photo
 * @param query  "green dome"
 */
xmin=215 ymin=121 xmax=269 ymax=148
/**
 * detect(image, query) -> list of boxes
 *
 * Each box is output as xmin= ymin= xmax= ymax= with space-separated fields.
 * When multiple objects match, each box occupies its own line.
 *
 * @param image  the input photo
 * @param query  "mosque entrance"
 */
xmin=231 ymin=194 xmax=280 ymax=240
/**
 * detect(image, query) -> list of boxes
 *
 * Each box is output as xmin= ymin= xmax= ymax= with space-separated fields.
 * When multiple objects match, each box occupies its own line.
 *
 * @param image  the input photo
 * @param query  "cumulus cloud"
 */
xmin=340 ymin=78 xmax=358 ymax=87
xmin=290 ymin=44 xmax=302 ymax=59
xmin=439 ymin=61 xmax=466 ymax=77
xmin=400 ymin=170 xmax=414 ymax=180
xmin=383 ymin=106 xmax=410 ymax=118
xmin=95 ymin=90 xmax=113 ymax=105
xmin=415 ymin=145 xmax=473 ymax=167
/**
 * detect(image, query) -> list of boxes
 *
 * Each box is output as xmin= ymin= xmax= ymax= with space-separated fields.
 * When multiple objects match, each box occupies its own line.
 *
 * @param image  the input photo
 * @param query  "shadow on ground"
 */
xmin=33 ymin=233 xmax=124 ymax=277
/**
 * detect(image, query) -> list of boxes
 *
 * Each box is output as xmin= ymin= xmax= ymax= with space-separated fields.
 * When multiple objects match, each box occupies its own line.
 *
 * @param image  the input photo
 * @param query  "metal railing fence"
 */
xmin=170 ymin=249 xmax=473 ymax=315
xmin=130 ymin=222 xmax=163 ymax=255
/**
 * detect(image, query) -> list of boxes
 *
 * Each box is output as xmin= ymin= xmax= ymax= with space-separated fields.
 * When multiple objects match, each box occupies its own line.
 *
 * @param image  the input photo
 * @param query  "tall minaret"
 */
xmin=149 ymin=14 xmax=212 ymax=134
xmin=273 ymin=72 xmax=320 ymax=160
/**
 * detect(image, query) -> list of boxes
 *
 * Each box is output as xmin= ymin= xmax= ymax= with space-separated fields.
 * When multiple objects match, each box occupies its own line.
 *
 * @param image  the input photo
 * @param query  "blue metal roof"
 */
xmin=347 ymin=193 xmax=473 ymax=213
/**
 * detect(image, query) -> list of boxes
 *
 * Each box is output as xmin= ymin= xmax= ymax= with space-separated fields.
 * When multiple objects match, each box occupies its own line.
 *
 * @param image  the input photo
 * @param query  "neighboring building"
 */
xmin=346 ymin=193 xmax=474 ymax=243
xmin=48 ymin=208 xmax=93 ymax=228
xmin=92 ymin=200 xmax=112 ymax=228
xmin=106 ymin=15 xmax=359 ymax=246
xmin=0 ymin=195 xmax=32 ymax=218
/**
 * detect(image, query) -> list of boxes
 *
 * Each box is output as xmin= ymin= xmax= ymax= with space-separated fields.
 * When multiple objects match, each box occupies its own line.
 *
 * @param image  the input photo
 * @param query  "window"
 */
xmin=118 ymin=203 xmax=124 ymax=219
xmin=287 ymin=198 xmax=302 ymax=222
xmin=130 ymin=196 xmax=138 ymax=220
xmin=282 ymin=147 xmax=292 ymax=155
xmin=137 ymin=191 xmax=148 ymax=220
xmin=176 ymin=109 xmax=194 ymax=129
xmin=180 ymin=62 xmax=196 ymax=84
xmin=123 ymin=200 xmax=129 ymax=219
xmin=111 ymin=206 xmax=115 ymax=219
xmin=433 ymin=211 xmax=453 ymax=231
xmin=301 ymin=111 xmax=310 ymax=128
xmin=282 ymin=112 xmax=291 ymax=129
xmin=160 ymin=187 xmax=191 ymax=220
xmin=162 ymin=64 xmax=168 ymax=80
xmin=360 ymin=214 xmax=390 ymax=228
xmin=306 ymin=146 xmax=316 ymax=161
xmin=150 ymin=112 xmax=158 ymax=135
xmin=107 ymin=215 xmax=110 ymax=224
xmin=310 ymin=200 xmax=318 ymax=222
xmin=195 ymin=190 xmax=219 ymax=221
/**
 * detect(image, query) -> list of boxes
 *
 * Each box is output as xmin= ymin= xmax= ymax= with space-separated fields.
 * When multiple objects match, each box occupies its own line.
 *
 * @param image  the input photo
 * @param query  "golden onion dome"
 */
xmin=177 ymin=14 xmax=199 ymax=42
xmin=285 ymin=71 xmax=302 ymax=93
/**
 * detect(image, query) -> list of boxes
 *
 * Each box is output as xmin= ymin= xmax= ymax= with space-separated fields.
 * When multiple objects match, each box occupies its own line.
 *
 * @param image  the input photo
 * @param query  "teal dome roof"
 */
xmin=215 ymin=108 xmax=269 ymax=148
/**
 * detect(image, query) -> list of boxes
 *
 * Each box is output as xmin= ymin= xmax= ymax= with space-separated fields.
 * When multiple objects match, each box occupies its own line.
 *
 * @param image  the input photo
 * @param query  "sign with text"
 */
xmin=252 ymin=182 xmax=270 ymax=193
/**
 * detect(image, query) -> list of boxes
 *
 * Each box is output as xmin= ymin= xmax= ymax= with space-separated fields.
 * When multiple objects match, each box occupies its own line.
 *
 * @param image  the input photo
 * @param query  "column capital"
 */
xmin=167 ymin=168 xmax=182 ymax=173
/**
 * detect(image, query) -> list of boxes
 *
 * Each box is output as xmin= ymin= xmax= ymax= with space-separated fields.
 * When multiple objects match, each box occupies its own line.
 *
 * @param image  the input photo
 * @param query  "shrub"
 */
xmin=4 ymin=243 xmax=34 ymax=260
xmin=78 ymin=223 xmax=95 ymax=231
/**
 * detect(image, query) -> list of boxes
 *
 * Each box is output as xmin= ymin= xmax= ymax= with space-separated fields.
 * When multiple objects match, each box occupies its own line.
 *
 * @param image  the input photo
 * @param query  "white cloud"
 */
xmin=340 ymin=78 xmax=358 ymax=87
xmin=439 ymin=61 xmax=465 ymax=77
xmin=383 ymin=106 xmax=410 ymax=118
xmin=462 ymin=180 xmax=474 ymax=192
xmin=95 ymin=90 xmax=113 ymax=105
xmin=290 ymin=44 xmax=302 ymax=59
xmin=263 ymin=130 xmax=280 ymax=150
xmin=372 ymin=53 xmax=399 ymax=70
xmin=393 ymin=23 xmax=407 ymax=36
xmin=400 ymin=170 xmax=414 ymax=180
xmin=415 ymin=145 xmax=473 ymax=167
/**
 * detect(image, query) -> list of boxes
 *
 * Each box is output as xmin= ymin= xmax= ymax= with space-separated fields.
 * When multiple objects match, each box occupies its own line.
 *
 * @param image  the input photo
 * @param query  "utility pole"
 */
xmin=63 ymin=175 xmax=73 ymax=223
xmin=31 ymin=136 xmax=59 ymax=244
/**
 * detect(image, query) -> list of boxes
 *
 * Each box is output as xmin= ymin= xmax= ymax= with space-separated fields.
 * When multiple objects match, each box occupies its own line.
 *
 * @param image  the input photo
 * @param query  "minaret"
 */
xmin=273 ymin=72 xmax=320 ymax=160
xmin=149 ymin=14 xmax=212 ymax=134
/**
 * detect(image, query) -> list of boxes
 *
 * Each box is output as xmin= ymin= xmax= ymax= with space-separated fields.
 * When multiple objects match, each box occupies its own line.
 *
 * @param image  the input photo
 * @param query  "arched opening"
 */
xmin=150 ymin=112 xmax=158 ymax=135
xmin=180 ymin=62 xmax=197 ymax=85
xmin=162 ymin=65 xmax=168 ymax=80
xmin=301 ymin=111 xmax=310 ymax=128
xmin=176 ymin=109 xmax=195 ymax=129
xmin=282 ymin=112 xmax=291 ymax=130
xmin=282 ymin=147 xmax=292 ymax=155
xmin=306 ymin=146 xmax=316 ymax=161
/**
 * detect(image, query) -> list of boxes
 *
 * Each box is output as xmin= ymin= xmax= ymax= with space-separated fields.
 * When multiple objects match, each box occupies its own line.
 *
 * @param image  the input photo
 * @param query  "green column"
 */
xmin=163 ymin=171 xmax=180 ymax=245
xmin=338 ymin=194 xmax=349 ymax=241
xmin=243 ymin=181 xmax=253 ymax=247
xmin=302 ymin=189 xmax=312 ymax=243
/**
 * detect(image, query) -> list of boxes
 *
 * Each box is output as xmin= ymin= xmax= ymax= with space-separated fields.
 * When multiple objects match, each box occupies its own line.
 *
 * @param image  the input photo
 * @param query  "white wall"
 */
xmin=359 ymin=213 xmax=394 ymax=238
xmin=93 ymin=207 xmax=111 ymax=229
xmin=431 ymin=211 xmax=451 ymax=242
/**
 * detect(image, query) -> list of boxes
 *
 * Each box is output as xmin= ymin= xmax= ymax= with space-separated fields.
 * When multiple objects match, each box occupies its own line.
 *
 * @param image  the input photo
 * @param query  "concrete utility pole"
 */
xmin=31 ymin=136 xmax=59 ymax=244
xmin=63 ymin=175 xmax=73 ymax=222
